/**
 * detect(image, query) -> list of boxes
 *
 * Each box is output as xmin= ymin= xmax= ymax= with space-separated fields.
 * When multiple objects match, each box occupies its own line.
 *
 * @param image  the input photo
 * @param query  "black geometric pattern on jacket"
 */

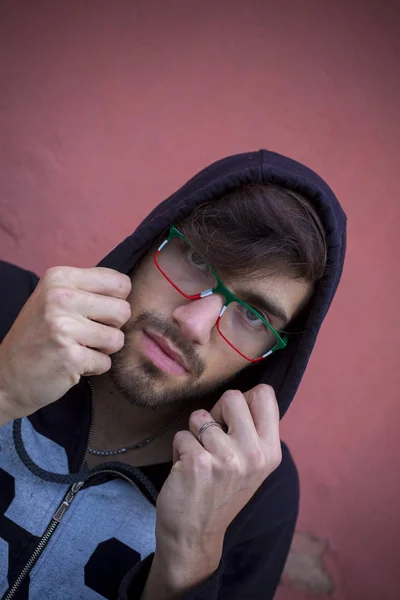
xmin=84 ymin=537 xmax=141 ymax=599
xmin=0 ymin=468 xmax=40 ymax=600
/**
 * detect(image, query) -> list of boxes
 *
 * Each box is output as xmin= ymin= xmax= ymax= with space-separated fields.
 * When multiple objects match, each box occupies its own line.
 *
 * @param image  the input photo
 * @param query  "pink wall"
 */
xmin=1 ymin=2 xmax=399 ymax=598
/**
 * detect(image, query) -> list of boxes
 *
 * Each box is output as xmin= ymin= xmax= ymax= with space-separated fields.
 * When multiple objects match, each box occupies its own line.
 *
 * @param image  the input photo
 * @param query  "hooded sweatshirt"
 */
xmin=0 ymin=149 xmax=346 ymax=600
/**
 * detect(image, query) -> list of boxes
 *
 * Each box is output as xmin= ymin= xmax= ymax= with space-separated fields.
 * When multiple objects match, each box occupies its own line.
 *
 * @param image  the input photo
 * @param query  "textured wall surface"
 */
xmin=0 ymin=2 xmax=399 ymax=599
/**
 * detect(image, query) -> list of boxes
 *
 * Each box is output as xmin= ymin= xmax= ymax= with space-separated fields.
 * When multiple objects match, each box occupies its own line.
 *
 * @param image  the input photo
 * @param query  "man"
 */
xmin=0 ymin=149 xmax=346 ymax=600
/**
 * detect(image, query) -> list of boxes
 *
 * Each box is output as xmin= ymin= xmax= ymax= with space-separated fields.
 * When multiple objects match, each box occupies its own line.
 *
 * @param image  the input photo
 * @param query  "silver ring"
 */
xmin=197 ymin=421 xmax=223 ymax=445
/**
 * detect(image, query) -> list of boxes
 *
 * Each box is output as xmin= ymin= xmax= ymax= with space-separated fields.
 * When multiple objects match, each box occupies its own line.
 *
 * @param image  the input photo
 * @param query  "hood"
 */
xmin=98 ymin=149 xmax=346 ymax=418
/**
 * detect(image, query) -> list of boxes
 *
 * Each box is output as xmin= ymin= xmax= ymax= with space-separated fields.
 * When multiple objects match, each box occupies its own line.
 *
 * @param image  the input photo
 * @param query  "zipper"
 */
xmin=80 ymin=378 xmax=96 ymax=470
xmin=1 ymin=380 xmax=94 ymax=599
xmin=1 ymin=480 xmax=85 ymax=600
xmin=1 ymin=469 xmax=147 ymax=600
xmin=86 ymin=468 xmax=145 ymax=494
xmin=2 ymin=378 xmax=152 ymax=600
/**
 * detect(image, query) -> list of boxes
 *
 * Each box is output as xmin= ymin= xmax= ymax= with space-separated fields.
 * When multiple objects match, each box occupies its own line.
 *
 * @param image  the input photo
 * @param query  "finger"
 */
xmin=49 ymin=267 xmax=132 ymax=299
xmin=62 ymin=289 xmax=131 ymax=329
xmin=56 ymin=316 xmax=125 ymax=355
xmin=243 ymin=385 xmax=280 ymax=443
xmin=188 ymin=409 xmax=230 ymax=455
xmin=80 ymin=346 xmax=112 ymax=376
xmin=210 ymin=390 xmax=258 ymax=447
xmin=76 ymin=268 xmax=132 ymax=299
xmin=172 ymin=429 xmax=204 ymax=465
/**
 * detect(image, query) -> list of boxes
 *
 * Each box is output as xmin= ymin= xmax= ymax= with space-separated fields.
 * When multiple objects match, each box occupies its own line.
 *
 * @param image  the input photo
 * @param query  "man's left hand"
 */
xmin=149 ymin=384 xmax=282 ymax=594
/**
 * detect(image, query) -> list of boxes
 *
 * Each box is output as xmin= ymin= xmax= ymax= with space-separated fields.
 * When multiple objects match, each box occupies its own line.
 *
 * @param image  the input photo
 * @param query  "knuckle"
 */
xmin=220 ymin=450 xmax=240 ymax=471
xmin=189 ymin=409 xmax=210 ymax=428
xmin=102 ymin=354 xmax=113 ymax=372
xmin=47 ymin=315 xmax=71 ymax=340
xmin=246 ymin=446 xmax=266 ymax=470
xmin=44 ymin=286 xmax=74 ymax=310
xmin=222 ymin=389 xmax=242 ymax=400
xmin=255 ymin=384 xmax=279 ymax=414
xmin=220 ymin=389 xmax=243 ymax=407
xmin=42 ymin=304 xmax=55 ymax=327
xmin=43 ymin=267 xmax=64 ymax=281
xmin=173 ymin=430 xmax=186 ymax=445
xmin=117 ymin=273 xmax=132 ymax=298
xmin=124 ymin=300 xmax=132 ymax=321
xmin=88 ymin=351 xmax=112 ymax=375
xmin=114 ymin=328 xmax=125 ymax=350
xmin=108 ymin=328 xmax=125 ymax=353
xmin=62 ymin=343 xmax=84 ymax=372
xmin=117 ymin=300 xmax=131 ymax=326
xmin=256 ymin=384 xmax=276 ymax=400
xmin=44 ymin=266 xmax=68 ymax=284
xmin=173 ymin=430 xmax=190 ymax=449
xmin=270 ymin=447 xmax=283 ymax=470
xmin=69 ymin=372 xmax=81 ymax=386
xmin=192 ymin=451 xmax=211 ymax=472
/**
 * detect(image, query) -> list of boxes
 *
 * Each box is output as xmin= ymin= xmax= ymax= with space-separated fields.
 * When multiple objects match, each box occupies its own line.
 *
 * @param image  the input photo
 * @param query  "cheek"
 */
xmin=202 ymin=331 xmax=249 ymax=378
xmin=129 ymin=261 xmax=175 ymax=313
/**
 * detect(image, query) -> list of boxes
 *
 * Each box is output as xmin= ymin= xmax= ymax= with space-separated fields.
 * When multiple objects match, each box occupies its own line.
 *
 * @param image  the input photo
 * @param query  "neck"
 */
xmin=89 ymin=373 xmax=186 ymax=448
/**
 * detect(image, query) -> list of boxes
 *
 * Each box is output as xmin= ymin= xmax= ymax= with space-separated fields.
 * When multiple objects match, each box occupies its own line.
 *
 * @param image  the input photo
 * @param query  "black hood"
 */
xmin=98 ymin=149 xmax=346 ymax=418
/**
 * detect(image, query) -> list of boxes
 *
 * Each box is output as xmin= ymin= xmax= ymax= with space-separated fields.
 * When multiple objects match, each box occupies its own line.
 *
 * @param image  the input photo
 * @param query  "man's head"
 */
xmin=110 ymin=184 xmax=327 ymax=410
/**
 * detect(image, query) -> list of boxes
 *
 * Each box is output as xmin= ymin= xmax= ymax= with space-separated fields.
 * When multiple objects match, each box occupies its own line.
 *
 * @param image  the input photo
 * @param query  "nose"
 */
xmin=172 ymin=294 xmax=224 ymax=346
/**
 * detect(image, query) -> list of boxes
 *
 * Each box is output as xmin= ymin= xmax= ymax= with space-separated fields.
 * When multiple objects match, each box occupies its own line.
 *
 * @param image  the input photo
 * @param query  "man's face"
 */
xmin=110 ymin=243 xmax=313 ymax=410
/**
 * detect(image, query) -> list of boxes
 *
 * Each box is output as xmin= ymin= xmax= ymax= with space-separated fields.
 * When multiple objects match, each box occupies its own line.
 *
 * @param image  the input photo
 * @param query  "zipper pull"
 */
xmin=52 ymin=481 xmax=85 ymax=523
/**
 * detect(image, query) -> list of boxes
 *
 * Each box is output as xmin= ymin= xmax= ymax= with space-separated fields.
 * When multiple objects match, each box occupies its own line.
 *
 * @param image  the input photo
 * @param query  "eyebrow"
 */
xmin=235 ymin=290 xmax=289 ymax=326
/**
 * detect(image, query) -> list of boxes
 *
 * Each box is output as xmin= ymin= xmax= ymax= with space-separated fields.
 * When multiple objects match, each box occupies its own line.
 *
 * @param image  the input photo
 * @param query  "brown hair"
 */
xmin=177 ymin=183 xmax=327 ymax=283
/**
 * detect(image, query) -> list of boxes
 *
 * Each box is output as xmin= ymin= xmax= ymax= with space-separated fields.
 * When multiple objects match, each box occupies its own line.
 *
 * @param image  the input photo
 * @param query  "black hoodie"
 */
xmin=0 ymin=150 xmax=346 ymax=600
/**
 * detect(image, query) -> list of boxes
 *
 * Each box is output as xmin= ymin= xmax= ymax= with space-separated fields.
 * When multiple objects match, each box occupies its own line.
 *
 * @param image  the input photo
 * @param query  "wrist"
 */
xmin=0 ymin=386 xmax=16 ymax=426
xmin=152 ymin=541 xmax=222 ymax=591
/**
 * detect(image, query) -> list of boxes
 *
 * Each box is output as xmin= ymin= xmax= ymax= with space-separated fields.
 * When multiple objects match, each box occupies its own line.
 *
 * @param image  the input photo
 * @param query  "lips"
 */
xmin=144 ymin=329 xmax=189 ymax=372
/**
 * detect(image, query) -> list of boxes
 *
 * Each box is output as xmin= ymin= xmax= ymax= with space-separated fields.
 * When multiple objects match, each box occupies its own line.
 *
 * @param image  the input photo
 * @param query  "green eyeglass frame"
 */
xmin=154 ymin=225 xmax=288 ymax=362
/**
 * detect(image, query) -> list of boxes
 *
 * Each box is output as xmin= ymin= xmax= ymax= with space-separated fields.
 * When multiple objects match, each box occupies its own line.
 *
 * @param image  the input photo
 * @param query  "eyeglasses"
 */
xmin=153 ymin=225 xmax=288 ymax=362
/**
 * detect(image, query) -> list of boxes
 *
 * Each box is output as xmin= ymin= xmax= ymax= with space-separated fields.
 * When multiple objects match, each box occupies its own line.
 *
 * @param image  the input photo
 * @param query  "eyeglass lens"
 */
xmin=156 ymin=237 xmax=278 ymax=360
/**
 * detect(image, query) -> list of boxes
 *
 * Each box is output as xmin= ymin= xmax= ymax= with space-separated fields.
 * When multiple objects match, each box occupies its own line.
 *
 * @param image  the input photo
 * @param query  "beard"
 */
xmin=109 ymin=311 xmax=237 ymax=411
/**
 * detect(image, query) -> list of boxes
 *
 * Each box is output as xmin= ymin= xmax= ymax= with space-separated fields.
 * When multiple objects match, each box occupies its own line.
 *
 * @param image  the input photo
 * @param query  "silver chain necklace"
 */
xmin=87 ymin=380 xmax=189 ymax=457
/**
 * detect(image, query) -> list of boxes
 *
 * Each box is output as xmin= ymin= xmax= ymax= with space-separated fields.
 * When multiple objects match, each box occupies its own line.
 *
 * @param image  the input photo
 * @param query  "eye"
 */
xmin=246 ymin=308 xmax=260 ymax=321
xmin=187 ymin=248 xmax=210 ymax=273
xmin=239 ymin=305 xmax=265 ymax=328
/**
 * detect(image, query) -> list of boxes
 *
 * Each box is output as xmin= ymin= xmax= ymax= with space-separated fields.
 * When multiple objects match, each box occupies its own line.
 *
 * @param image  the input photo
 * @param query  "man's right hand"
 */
xmin=0 ymin=266 xmax=131 ymax=423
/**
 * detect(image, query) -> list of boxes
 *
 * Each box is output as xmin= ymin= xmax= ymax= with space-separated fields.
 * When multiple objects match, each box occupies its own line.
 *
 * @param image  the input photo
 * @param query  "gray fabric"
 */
xmin=0 ymin=419 xmax=156 ymax=599
xmin=28 ymin=478 xmax=156 ymax=599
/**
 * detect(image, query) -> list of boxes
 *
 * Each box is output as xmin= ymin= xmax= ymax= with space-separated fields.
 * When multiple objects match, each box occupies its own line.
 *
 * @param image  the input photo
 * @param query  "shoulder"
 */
xmin=0 ymin=260 xmax=39 ymax=342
